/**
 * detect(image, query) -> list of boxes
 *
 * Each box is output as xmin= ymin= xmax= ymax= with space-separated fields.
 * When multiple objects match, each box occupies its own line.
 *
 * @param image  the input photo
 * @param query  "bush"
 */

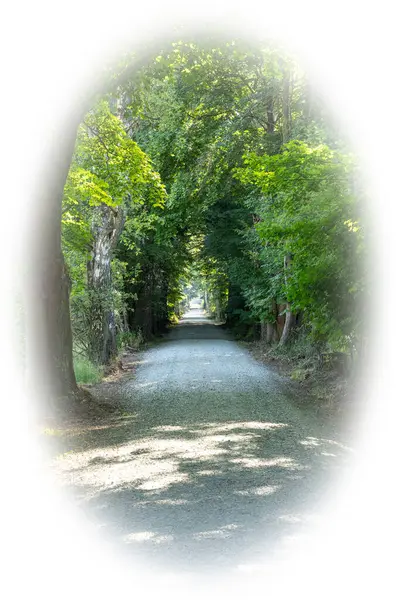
xmin=266 ymin=327 xmax=324 ymax=371
xmin=73 ymin=355 xmax=103 ymax=384
xmin=117 ymin=329 xmax=144 ymax=351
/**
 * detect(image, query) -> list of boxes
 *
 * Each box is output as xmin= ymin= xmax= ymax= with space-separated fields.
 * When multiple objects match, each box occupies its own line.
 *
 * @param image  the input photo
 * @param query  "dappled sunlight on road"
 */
xmin=52 ymin=413 xmax=353 ymax=574
xmin=230 ymin=456 xmax=304 ymax=469
xmin=49 ymin=318 xmax=354 ymax=577
xmin=123 ymin=531 xmax=174 ymax=544
xmin=299 ymin=436 xmax=353 ymax=452
xmin=202 ymin=421 xmax=287 ymax=432
xmin=234 ymin=485 xmax=280 ymax=496
xmin=55 ymin=420 xmax=291 ymax=494
xmin=193 ymin=523 xmax=240 ymax=540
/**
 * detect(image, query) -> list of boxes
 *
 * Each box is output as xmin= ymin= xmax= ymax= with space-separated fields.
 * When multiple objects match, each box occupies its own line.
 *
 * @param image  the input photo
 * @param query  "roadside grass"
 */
xmin=74 ymin=355 xmax=104 ymax=384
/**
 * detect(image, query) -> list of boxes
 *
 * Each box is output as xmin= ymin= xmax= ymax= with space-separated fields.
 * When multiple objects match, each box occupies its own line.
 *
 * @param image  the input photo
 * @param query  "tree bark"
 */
xmin=133 ymin=265 xmax=153 ymax=340
xmin=266 ymin=321 xmax=279 ymax=343
xmin=279 ymin=253 xmax=295 ymax=346
xmin=214 ymin=295 xmax=222 ymax=321
xmin=28 ymin=251 xmax=79 ymax=400
xmin=278 ymin=65 xmax=294 ymax=347
xmin=23 ymin=52 xmax=160 ymax=411
xmin=204 ymin=289 xmax=208 ymax=312
xmin=87 ymin=204 xmax=125 ymax=364
xmin=260 ymin=322 xmax=268 ymax=342
xmin=269 ymin=299 xmax=279 ymax=343
xmin=25 ymin=112 xmax=82 ymax=412
xmin=279 ymin=307 xmax=296 ymax=346
xmin=261 ymin=300 xmax=278 ymax=344
xmin=157 ymin=276 xmax=169 ymax=333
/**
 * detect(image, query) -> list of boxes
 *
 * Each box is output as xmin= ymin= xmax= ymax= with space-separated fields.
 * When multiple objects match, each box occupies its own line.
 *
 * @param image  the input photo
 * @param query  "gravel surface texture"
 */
xmin=53 ymin=309 xmax=354 ymax=581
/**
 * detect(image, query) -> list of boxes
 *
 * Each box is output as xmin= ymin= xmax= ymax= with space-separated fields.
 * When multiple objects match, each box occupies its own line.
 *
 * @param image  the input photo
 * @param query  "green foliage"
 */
xmin=73 ymin=355 xmax=104 ymax=384
xmin=117 ymin=329 xmax=144 ymax=351
xmin=61 ymin=37 xmax=366 ymax=372
xmin=62 ymin=100 xmax=166 ymax=255
xmin=235 ymin=141 xmax=364 ymax=350
xmin=62 ymin=100 xmax=168 ymax=365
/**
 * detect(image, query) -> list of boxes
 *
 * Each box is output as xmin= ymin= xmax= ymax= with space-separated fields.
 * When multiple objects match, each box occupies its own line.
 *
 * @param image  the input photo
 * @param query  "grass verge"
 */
xmin=73 ymin=355 xmax=104 ymax=385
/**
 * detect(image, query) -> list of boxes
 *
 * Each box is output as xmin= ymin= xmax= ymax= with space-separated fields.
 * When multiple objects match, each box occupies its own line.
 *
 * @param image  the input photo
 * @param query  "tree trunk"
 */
xmin=278 ymin=65 xmax=294 ymax=347
xmin=23 ymin=57 xmax=157 ymax=410
xmin=25 ymin=113 xmax=82 ymax=412
xmin=158 ymin=277 xmax=169 ymax=333
xmin=267 ymin=321 xmax=278 ymax=343
xmin=122 ymin=306 xmax=129 ymax=333
xmin=87 ymin=204 xmax=125 ymax=364
xmin=279 ymin=308 xmax=296 ymax=346
xmin=25 ymin=241 xmax=79 ymax=412
xmin=260 ymin=322 xmax=268 ymax=342
xmin=29 ymin=251 xmax=79 ymax=400
xmin=204 ymin=289 xmax=208 ymax=312
xmin=261 ymin=299 xmax=279 ymax=344
xmin=133 ymin=265 xmax=153 ymax=340
xmin=214 ymin=295 xmax=221 ymax=321
xmin=151 ymin=269 xmax=168 ymax=335
xmin=280 ymin=253 xmax=295 ymax=346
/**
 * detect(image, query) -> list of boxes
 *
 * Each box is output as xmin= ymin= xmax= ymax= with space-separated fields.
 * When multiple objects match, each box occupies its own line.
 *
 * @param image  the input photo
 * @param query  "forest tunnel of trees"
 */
xmin=27 ymin=38 xmax=366 ymax=408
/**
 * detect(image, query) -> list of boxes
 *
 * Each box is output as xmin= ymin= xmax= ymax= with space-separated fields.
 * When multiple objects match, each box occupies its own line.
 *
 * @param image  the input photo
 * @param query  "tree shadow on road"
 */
xmin=48 ymin=407 xmax=353 ymax=576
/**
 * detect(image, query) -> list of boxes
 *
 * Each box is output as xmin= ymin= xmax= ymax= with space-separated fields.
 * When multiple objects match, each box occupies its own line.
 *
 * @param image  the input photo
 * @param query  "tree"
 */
xmin=41 ymin=36 xmax=365 ymax=408
xmin=235 ymin=140 xmax=363 ymax=351
xmin=63 ymin=100 xmax=166 ymax=364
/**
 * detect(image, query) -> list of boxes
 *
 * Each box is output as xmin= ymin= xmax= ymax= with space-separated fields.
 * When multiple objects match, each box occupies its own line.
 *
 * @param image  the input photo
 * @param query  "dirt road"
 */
xmin=52 ymin=309 xmax=353 ymax=580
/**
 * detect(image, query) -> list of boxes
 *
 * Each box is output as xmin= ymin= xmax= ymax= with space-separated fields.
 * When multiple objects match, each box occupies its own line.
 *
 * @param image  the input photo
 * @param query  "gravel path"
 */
xmin=53 ymin=309 xmax=353 ymax=581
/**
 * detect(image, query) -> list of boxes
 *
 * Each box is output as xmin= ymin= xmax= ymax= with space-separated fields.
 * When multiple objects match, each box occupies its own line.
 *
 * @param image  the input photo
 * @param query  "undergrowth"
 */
xmin=73 ymin=355 xmax=104 ymax=384
xmin=117 ymin=329 xmax=144 ymax=351
xmin=72 ymin=330 xmax=145 ymax=386
xmin=242 ymin=327 xmax=356 ymax=410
